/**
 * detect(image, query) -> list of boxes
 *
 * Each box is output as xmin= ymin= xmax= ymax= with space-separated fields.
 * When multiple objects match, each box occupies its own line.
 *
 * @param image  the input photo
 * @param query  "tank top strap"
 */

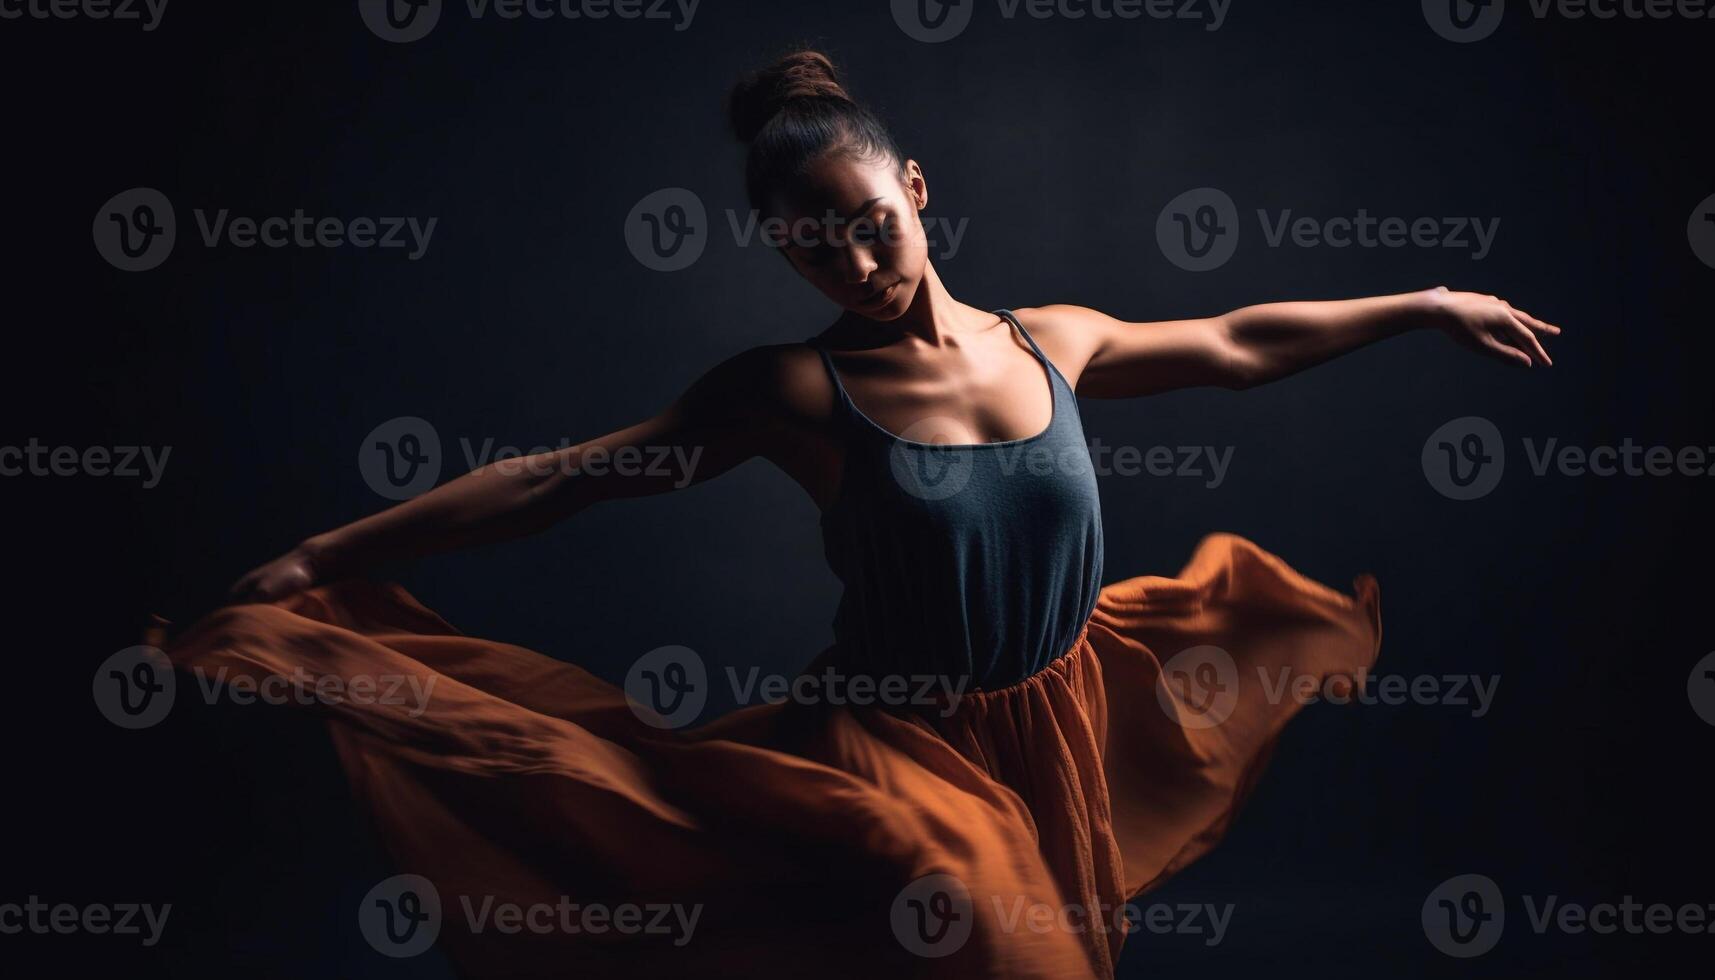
xmin=994 ymin=309 xmax=1065 ymax=396
xmin=992 ymin=307 xmax=1036 ymax=351
xmin=995 ymin=308 xmax=1048 ymax=368
xmin=805 ymin=338 xmax=862 ymax=426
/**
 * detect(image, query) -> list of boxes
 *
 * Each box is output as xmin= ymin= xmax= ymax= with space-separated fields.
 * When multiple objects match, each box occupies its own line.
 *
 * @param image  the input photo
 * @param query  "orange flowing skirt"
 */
xmin=161 ymin=533 xmax=1380 ymax=978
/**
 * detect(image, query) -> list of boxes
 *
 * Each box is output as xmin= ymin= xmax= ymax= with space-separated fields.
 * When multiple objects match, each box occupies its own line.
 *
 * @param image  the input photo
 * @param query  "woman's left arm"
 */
xmin=1055 ymin=287 xmax=1561 ymax=398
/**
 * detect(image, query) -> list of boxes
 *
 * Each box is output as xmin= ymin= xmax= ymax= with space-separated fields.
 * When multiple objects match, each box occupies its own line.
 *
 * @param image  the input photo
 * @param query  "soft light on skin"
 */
xmin=769 ymin=152 xmax=931 ymax=321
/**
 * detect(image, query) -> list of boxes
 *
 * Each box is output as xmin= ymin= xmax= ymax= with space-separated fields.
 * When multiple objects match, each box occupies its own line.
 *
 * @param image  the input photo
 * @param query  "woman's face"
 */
xmin=768 ymin=153 xmax=929 ymax=321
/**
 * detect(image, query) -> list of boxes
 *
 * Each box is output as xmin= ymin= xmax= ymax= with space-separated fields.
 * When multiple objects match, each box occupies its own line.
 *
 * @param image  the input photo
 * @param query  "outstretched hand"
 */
xmin=1429 ymin=286 xmax=1561 ymax=367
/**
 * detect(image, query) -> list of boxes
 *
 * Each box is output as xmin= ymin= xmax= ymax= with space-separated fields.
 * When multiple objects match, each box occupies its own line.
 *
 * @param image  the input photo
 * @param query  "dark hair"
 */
xmin=727 ymin=49 xmax=906 ymax=215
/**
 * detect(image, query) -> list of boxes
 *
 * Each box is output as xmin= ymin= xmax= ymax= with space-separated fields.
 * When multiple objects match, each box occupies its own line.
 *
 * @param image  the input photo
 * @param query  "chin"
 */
xmin=850 ymin=281 xmax=913 ymax=319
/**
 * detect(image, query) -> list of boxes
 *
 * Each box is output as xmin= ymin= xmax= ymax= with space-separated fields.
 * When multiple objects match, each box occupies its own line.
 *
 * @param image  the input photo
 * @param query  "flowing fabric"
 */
xmin=162 ymin=533 xmax=1380 ymax=978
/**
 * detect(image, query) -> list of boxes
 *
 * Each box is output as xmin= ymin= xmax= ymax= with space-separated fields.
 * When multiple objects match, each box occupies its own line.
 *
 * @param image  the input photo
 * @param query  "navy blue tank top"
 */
xmin=810 ymin=310 xmax=1105 ymax=692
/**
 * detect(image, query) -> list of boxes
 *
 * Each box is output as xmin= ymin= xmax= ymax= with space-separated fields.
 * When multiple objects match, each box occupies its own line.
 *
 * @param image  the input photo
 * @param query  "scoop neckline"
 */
xmin=824 ymin=310 xmax=1058 ymax=451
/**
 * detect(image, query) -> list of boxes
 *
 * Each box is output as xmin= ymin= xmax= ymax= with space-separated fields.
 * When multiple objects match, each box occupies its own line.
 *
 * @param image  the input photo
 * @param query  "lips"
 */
xmin=858 ymin=282 xmax=897 ymax=307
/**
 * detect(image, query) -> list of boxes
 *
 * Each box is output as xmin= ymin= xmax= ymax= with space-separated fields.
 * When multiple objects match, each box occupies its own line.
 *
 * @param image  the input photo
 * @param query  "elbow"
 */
xmin=1217 ymin=326 xmax=1270 ymax=390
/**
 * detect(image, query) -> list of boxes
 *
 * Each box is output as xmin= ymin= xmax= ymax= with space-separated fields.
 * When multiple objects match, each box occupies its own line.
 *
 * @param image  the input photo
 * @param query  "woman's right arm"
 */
xmin=228 ymin=346 xmax=793 ymax=603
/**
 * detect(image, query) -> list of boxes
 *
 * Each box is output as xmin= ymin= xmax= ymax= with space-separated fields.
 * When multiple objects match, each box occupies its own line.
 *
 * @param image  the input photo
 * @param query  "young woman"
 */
xmin=165 ymin=49 xmax=1557 ymax=979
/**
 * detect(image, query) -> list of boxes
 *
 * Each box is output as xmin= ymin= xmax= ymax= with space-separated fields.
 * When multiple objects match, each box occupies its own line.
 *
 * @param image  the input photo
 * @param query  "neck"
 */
xmin=841 ymin=261 xmax=994 ymax=348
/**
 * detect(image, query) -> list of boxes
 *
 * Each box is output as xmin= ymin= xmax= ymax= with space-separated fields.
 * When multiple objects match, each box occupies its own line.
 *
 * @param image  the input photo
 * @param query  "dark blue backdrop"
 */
xmin=5 ymin=1 xmax=1710 ymax=976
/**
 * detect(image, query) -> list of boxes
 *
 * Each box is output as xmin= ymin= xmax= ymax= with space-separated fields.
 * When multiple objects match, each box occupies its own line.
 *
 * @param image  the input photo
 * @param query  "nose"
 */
xmin=840 ymin=244 xmax=879 ymax=285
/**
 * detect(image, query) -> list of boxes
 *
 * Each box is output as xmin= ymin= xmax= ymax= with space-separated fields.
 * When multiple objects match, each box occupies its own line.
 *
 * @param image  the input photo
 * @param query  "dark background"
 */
xmin=4 ymin=0 xmax=1710 ymax=976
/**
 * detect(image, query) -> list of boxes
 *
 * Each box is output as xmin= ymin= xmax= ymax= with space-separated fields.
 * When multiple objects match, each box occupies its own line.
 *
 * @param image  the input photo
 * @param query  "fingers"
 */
xmin=1468 ymin=292 xmax=1563 ymax=332
xmin=1451 ymin=292 xmax=1560 ymax=368
xmin=225 ymin=571 xmax=265 ymax=605
xmin=1512 ymin=306 xmax=1562 ymax=336
xmin=1506 ymin=313 xmax=1553 ymax=366
xmin=1482 ymin=293 xmax=1559 ymax=366
xmin=1482 ymin=333 xmax=1533 ymax=367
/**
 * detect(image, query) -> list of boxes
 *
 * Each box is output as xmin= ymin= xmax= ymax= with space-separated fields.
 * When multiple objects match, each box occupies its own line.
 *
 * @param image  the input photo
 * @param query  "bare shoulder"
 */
xmin=685 ymin=342 xmax=834 ymax=429
xmin=1005 ymin=304 xmax=1116 ymax=387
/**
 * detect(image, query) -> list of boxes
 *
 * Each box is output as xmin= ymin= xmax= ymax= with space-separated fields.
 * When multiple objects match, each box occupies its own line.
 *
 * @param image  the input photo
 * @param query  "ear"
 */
xmin=903 ymin=159 xmax=928 ymax=211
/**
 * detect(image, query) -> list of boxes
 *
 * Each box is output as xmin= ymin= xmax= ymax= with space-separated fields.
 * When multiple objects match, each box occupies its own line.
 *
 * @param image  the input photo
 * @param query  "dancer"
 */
xmin=165 ymin=49 xmax=1557 ymax=978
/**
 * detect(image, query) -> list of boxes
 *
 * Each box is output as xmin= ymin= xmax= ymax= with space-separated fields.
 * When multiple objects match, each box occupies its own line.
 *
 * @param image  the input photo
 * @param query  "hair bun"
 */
xmin=728 ymin=49 xmax=851 ymax=144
